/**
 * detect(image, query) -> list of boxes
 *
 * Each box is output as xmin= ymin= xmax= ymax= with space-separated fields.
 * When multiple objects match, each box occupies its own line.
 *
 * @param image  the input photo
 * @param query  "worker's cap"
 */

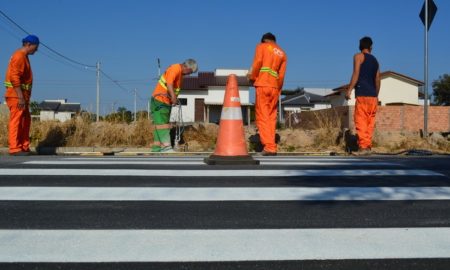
xmin=261 ymin=32 xmax=276 ymax=42
xmin=22 ymin=35 xmax=40 ymax=45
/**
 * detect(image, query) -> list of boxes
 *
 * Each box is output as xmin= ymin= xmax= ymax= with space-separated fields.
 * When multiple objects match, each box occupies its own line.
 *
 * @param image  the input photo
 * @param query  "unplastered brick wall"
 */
xmin=376 ymin=105 xmax=450 ymax=132
xmin=287 ymin=105 xmax=450 ymax=132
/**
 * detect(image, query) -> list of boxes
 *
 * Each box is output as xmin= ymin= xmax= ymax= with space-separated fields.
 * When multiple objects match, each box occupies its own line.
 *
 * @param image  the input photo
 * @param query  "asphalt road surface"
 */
xmin=0 ymin=154 xmax=450 ymax=270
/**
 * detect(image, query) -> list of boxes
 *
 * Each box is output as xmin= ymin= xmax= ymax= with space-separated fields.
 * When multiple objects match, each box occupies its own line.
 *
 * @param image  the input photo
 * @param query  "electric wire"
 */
xmin=1 ymin=9 xmax=149 ymax=111
xmin=0 ymin=9 xmax=96 ymax=69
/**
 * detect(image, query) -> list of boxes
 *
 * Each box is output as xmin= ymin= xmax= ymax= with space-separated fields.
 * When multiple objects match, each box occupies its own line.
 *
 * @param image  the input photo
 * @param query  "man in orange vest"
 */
xmin=248 ymin=33 xmax=287 ymax=156
xmin=4 ymin=35 xmax=39 ymax=156
xmin=150 ymin=59 xmax=197 ymax=152
xmin=345 ymin=36 xmax=381 ymax=155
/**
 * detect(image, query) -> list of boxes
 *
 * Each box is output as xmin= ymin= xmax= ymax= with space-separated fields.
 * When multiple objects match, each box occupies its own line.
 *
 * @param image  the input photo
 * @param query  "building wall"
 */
xmin=171 ymin=91 xmax=207 ymax=123
xmin=286 ymin=105 xmax=450 ymax=132
xmin=329 ymin=76 xmax=420 ymax=107
xmin=205 ymin=86 xmax=250 ymax=104
xmin=378 ymin=77 xmax=419 ymax=105
xmin=375 ymin=105 xmax=450 ymax=132
xmin=40 ymin=111 xmax=55 ymax=121
xmin=55 ymin=112 xmax=73 ymax=122
xmin=172 ymin=84 xmax=250 ymax=123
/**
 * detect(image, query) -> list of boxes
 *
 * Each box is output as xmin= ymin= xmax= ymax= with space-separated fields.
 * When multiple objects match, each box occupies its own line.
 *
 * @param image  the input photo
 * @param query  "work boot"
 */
xmin=10 ymin=151 xmax=30 ymax=156
xmin=151 ymin=145 xmax=161 ymax=152
xmin=254 ymin=150 xmax=277 ymax=157
xmin=160 ymin=146 xmax=175 ymax=153
xmin=353 ymin=148 xmax=372 ymax=156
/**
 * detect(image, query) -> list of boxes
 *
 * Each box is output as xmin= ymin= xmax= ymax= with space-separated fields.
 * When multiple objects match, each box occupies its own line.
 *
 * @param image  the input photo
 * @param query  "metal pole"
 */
xmin=424 ymin=0 xmax=429 ymax=138
xmin=278 ymin=94 xmax=282 ymax=123
xmin=157 ymin=58 xmax=161 ymax=77
xmin=96 ymin=61 xmax=100 ymax=122
xmin=134 ymin=88 xmax=137 ymax=122
xmin=147 ymin=99 xmax=150 ymax=120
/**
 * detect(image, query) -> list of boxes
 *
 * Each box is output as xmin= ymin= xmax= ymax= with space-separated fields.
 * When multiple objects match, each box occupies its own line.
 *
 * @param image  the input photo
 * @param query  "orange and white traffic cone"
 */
xmin=204 ymin=74 xmax=259 ymax=165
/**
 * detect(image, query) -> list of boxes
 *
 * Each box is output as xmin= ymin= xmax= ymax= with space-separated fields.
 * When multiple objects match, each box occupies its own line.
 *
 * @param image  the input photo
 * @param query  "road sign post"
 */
xmin=419 ymin=0 xmax=437 ymax=138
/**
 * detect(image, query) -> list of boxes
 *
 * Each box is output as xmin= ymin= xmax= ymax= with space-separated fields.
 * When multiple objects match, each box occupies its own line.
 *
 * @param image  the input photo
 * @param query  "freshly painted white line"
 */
xmin=1 ymin=228 xmax=449 ymax=262
xmin=62 ymin=157 xmax=369 ymax=161
xmin=260 ymin=161 xmax=398 ymax=166
xmin=0 ymin=168 xmax=441 ymax=177
xmin=24 ymin=161 xmax=204 ymax=165
xmin=23 ymin=160 xmax=398 ymax=166
xmin=1 ymin=186 xmax=450 ymax=201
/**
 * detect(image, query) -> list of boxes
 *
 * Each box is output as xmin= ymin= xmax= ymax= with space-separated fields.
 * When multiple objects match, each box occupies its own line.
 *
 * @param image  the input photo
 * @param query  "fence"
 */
xmin=285 ymin=105 xmax=450 ymax=132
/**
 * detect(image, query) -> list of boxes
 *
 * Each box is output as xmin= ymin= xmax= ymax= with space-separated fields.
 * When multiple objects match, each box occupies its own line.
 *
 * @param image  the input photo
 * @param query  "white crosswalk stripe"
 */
xmin=1 ymin=156 xmax=449 ymax=269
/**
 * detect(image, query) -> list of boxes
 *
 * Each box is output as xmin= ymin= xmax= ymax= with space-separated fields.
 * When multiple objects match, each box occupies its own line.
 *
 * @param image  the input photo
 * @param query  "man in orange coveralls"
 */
xmin=248 ymin=32 xmax=287 ymax=156
xmin=345 ymin=36 xmax=381 ymax=155
xmin=150 ymin=59 xmax=197 ymax=152
xmin=4 ymin=35 xmax=39 ymax=156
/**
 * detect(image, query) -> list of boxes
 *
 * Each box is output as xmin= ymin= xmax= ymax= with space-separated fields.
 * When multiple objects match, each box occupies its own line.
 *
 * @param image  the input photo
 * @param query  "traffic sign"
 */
xmin=420 ymin=0 xmax=438 ymax=31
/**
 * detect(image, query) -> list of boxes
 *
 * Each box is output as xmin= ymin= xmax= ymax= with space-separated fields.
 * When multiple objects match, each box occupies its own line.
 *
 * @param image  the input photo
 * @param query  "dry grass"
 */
xmin=0 ymin=114 xmax=8 ymax=147
xmin=1 ymin=110 xmax=448 ymax=154
xmin=28 ymin=115 xmax=154 ymax=148
xmin=183 ymin=123 xmax=218 ymax=151
xmin=314 ymin=111 xmax=342 ymax=149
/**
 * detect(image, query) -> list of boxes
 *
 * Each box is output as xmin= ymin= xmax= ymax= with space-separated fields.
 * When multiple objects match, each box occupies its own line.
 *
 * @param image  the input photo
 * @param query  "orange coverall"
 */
xmin=249 ymin=42 xmax=287 ymax=153
xmin=150 ymin=64 xmax=183 ymax=150
xmin=354 ymin=96 xmax=378 ymax=149
xmin=4 ymin=49 xmax=33 ymax=154
xmin=152 ymin=64 xmax=182 ymax=105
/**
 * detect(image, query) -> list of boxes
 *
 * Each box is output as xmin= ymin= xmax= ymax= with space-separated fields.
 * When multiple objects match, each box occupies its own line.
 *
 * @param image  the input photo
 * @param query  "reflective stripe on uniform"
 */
xmin=4 ymin=81 xmax=32 ymax=90
xmin=158 ymin=75 xmax=181 ymax=96
xmin=220 ymin=107 xmax=243 ymax=120
xmin=259 ymin=67 xmax=279 ymax=78
xmin=154 ymin=124 xmax=172 ymax=130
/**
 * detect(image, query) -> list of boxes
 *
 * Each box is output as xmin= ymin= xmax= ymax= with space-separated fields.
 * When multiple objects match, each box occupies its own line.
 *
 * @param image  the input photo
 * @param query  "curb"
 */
xmin=0 ymin=147 xmax=343 ymax=156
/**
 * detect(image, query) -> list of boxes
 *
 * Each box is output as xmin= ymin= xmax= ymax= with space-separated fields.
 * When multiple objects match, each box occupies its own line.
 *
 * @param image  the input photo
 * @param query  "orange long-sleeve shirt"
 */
xmin=250 ymin=42 xmax=287 ymax=89
xmin=152 ymin=63 xmax=183 ymax=104
xmin=4 ymin=49 xmax=33 ymax=102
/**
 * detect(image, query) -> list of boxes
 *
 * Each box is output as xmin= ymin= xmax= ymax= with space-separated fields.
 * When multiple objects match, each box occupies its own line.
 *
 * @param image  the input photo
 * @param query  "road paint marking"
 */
xmin=1 ymin=228 xmax=449 ymax=262
xmin=23 ymin=160 xmax=399 ymax=166
xmin=1 ymin=186 xmax=450 ymax=201
xmin=0 ymin=168 xmax=440 ymax=177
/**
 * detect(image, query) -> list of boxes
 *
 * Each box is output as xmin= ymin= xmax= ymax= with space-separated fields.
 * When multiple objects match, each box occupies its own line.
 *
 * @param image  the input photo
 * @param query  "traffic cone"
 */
xmin=204 ymin=74 xmax=259 ymax=165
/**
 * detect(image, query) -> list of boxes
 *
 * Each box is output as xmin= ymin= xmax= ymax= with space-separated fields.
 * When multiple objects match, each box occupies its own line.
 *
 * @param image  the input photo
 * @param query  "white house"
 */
xmin=39 ymin=99 xmax=81 ymax=122
xmin=170 ymin=69 xmax=252 ymax=124
xmin=327 ymin=71 xmax=424 ymax=107
xmin=282 ymin=88 xmax=333 ymax=113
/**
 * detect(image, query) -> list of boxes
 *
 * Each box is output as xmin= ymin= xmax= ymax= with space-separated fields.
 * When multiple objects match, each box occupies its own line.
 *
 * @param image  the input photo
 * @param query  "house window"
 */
xmin=178 ymin=98 xmax=187 ymax=105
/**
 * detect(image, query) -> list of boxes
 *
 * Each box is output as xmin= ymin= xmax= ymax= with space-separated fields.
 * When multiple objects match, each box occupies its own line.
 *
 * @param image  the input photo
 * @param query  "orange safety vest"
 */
xmin=152 ymin=63 xmax=183 ymax=104
xmin=249 ymin=42 xmax=287 ymax=89
xmin=4 ymin=49 xmax=33 ymax=102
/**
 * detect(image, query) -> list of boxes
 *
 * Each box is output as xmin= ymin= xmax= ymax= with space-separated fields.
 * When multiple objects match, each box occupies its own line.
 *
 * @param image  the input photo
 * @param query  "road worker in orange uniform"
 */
xmin=4 ymin=35 xmax=39 ymax=156
xmin=150 ymin=59 xmax=197 ymax=152
xmin=346 ymin=36 xmax=381 ymax=155
xmin=248 ymin=33 xmax=287 ymax=156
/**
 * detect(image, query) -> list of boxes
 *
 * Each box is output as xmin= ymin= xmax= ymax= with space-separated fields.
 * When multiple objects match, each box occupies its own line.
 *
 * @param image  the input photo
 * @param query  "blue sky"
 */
xmin=1 ymin=0 xmax=449 ymax=114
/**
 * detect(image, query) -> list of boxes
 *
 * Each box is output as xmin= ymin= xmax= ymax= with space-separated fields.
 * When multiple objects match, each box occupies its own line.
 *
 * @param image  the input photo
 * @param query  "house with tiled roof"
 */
xmin=326 ymin=71 xmax=425 ymax=107
xmin=171 ymin=69 xmax=253 ymax=124
xmin=39 ymin=99 xmax=81 ymax=122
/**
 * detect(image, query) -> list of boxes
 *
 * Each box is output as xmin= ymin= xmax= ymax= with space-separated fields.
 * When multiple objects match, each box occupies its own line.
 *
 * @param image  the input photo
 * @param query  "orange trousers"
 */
xmin=5 ymin=97 xmax=31 ymax=154
xmin=354 ymin=96 xmax=378 ymax=149
xmin=255 ymin=86 xmax=280 ymax=153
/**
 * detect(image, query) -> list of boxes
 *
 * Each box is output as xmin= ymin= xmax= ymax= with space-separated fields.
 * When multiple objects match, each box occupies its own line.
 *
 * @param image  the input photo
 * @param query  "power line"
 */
xmin=0 ymin=9 xmax=96 ymax=68
xmin=0 ymin=9 xmax=149 ymax=113
xmin=100 ymin=70 xmax=147 ymax=102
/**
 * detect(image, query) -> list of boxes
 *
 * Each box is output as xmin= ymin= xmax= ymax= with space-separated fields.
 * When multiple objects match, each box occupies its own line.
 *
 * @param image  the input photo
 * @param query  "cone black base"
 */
xmin=204 ymin=155 xmax=260 ymax=165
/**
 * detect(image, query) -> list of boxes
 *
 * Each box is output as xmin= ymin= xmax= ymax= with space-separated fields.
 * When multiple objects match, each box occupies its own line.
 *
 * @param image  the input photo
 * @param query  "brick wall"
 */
xmin=286 ymin=105 xmax=450 ymax=132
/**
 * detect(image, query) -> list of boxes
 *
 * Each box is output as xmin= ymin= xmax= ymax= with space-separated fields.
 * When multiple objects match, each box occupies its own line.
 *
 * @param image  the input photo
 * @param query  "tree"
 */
xmin=30 ymin=101 xmax=41 ymax=115
xmin=432 ymin=74 xmax=450 ymax=106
